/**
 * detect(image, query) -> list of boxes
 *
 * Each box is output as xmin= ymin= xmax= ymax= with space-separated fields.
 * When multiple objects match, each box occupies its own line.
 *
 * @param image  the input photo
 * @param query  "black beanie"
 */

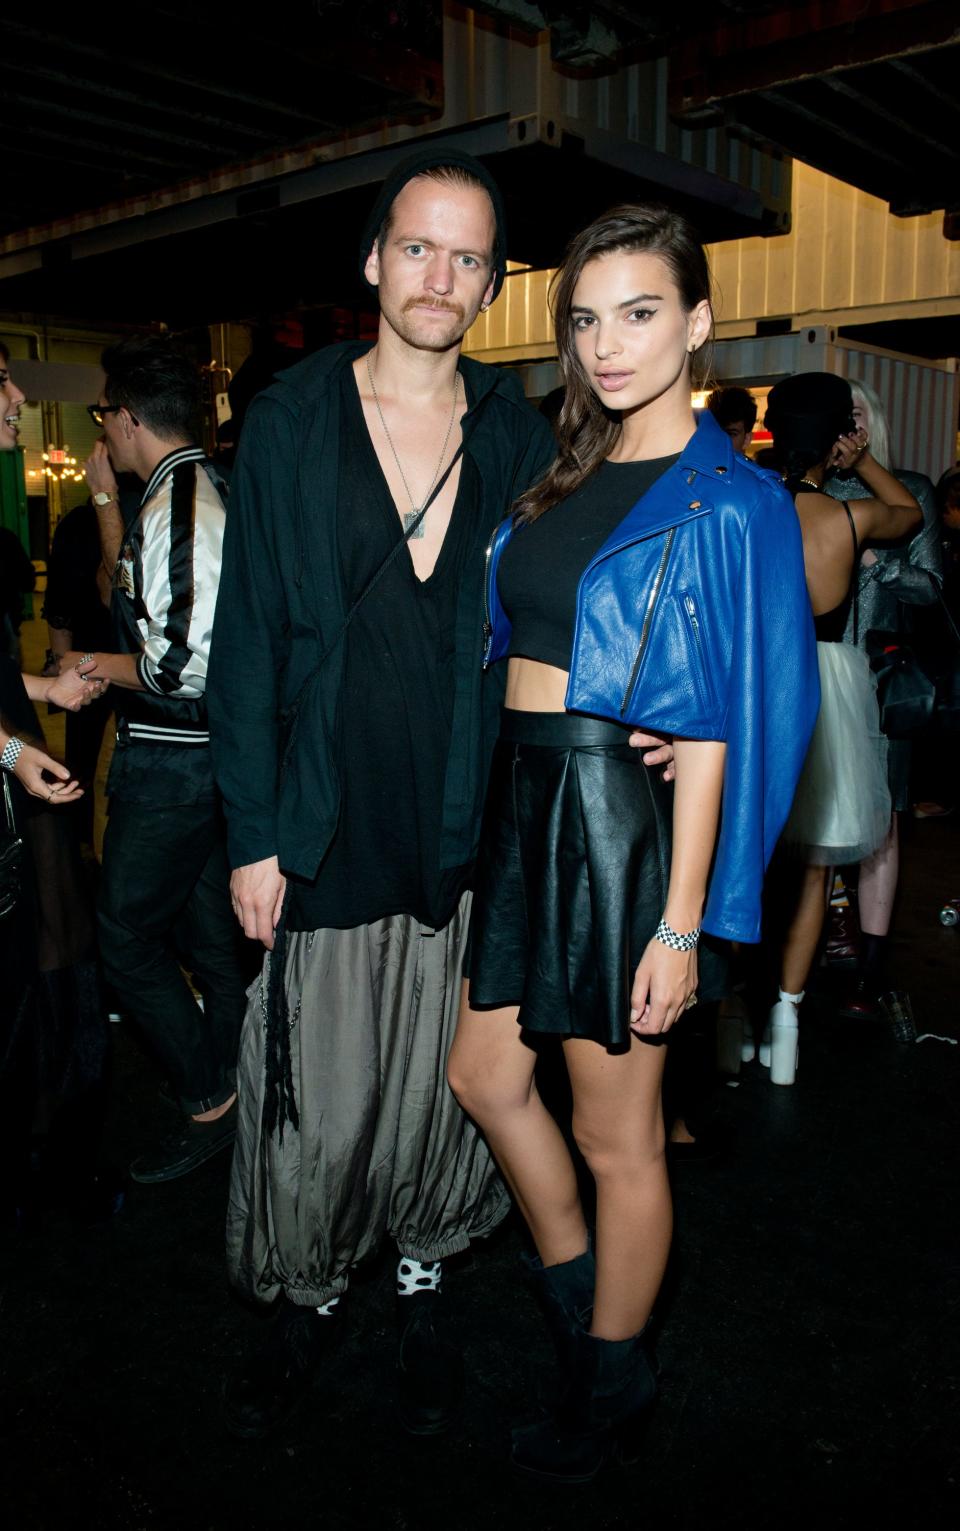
xmin=765 ymin=372 xmax=854 ymax=462
xmin=358 ymin=148 xmax=508 ymax=303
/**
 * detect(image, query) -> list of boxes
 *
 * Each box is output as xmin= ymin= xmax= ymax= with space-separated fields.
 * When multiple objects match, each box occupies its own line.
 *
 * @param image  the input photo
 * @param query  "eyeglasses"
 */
xmin=87 ymin=403 xmax=139 ymax=427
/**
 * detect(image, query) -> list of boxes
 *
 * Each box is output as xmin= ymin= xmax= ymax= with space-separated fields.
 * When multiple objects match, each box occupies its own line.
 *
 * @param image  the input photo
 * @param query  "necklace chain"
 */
xmin=365 ymin=353 xmax=460 ymax=539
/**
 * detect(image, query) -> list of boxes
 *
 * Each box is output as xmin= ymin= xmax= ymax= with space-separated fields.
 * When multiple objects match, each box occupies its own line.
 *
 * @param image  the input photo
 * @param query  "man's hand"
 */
xmin=11 ymin=744 xmax=83 ymax=803
xmin=628 ymin=729 xmax=676 ymax=783
xmin=84 ymin=439 xmax=119 ymax=498
xmin=231 ymin=856 xmax=287 ymax=950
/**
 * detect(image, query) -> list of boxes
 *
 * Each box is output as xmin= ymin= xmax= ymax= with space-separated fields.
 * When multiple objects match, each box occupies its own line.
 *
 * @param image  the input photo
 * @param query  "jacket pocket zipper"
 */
xmin=619 ymin=528 xmax=677 ymax=716
xmin=682 ymin=591 xmax=712 ymax=707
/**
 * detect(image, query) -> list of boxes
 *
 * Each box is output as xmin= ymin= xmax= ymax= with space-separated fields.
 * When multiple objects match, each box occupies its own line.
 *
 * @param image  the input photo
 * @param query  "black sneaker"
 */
xmin=396 ymin=1291 xmax=464 ymax=1437
xmin=129 ymin=1100 xmax=237 ymax=1184
xmin=223 ymin=1299 xmax=342 ymax=1439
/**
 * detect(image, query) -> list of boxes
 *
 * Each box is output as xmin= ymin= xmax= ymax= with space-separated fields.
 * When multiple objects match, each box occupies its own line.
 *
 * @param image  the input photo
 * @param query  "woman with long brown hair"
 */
xmin=447 ymin=206 xmax=818 ymax=1480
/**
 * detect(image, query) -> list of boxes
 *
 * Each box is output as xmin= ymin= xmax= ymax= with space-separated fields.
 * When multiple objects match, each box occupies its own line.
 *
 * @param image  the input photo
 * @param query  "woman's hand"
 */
xmin=629 ymin=939 xmax=698 ymax=1036
xmin=44 ymin=663 xmax=108 ymax=710
xmin=12 ymin=745 xmax=83 ymax=803
xmin=829 ymin=428 xmax=870 ymax=472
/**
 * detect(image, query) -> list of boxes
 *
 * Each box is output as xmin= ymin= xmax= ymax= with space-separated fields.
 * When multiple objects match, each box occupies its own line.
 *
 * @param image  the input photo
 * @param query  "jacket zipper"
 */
xmin=619 ymin=528 xmax=677 ymax=716
xmin=482 ymin=533 xmax=495 ymax=665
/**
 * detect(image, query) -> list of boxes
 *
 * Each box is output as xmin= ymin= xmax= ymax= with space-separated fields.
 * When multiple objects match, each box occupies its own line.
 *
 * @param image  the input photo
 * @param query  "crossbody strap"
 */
xmin=316 ymin=436 xmax=467 ymax=666
xmin=279 ymin=427 xmax=472 ymax=775
xmin=843 ymin=502 xmax=860 ymax=646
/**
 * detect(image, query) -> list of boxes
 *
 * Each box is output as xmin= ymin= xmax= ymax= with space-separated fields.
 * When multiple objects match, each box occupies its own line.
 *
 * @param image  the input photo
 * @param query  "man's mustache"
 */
xmin=402 ymin=296 xmax=465 ymax=321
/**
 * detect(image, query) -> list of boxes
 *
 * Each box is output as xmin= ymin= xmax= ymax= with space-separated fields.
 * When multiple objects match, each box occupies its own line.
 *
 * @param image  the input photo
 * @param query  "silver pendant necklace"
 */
xmin=365 ymin=352 xmax=460 ymax=540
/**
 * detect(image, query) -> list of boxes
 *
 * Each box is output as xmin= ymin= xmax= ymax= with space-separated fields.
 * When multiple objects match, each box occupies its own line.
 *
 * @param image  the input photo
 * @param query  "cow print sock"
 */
xmin=396 ymin=1257 xmax=442 ymax=1298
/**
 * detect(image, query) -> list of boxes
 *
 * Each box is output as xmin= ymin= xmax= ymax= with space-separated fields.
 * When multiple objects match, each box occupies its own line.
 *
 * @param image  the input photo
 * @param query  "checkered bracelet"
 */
xmin=655 ymin=918 xmax=700 ymax=953
xmin=1 ymin=736 xmax=25 ymax=773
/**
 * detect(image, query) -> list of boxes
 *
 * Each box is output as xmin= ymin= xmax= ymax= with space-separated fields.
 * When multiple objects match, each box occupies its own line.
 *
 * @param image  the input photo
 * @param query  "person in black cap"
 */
xmin=210 ymin=151 xmax=674 ymax=1440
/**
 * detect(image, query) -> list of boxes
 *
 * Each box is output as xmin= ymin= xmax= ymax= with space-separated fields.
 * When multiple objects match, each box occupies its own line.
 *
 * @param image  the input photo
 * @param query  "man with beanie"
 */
xmin=208 ymin=153 xmax=556 ymax=1438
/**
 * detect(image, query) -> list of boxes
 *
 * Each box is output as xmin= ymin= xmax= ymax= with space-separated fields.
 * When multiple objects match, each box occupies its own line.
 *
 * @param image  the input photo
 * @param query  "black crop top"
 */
xmin=498 ymin=454 xmax=679 ymax=670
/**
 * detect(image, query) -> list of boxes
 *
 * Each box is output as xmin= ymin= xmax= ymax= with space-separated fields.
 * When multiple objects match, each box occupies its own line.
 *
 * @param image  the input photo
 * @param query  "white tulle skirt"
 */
xmin=783 ymin=642 xmax=890 ymax=866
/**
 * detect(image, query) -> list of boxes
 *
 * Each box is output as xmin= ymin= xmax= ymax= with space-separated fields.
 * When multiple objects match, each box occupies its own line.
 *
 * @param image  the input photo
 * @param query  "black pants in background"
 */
xmin=64 ymin=692 xmax=113 ymax=847
xmin=98 ymin=792 xmax=246 ymax=1114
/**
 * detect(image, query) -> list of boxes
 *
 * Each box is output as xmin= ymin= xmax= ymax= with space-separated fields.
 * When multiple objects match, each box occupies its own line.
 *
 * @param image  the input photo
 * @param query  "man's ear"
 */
xmin=363 ymin=243 xmax=381 ymax=289
xmin=479 ymin=272 xmax=496 ymax=313
xmin=120 ymin=408 xmax=136 ymax=438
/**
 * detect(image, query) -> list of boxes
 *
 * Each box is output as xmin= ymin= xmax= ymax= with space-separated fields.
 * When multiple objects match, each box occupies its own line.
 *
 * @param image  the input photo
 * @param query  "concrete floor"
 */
xmin=4 ymin=603 xmax=958 ymax=1530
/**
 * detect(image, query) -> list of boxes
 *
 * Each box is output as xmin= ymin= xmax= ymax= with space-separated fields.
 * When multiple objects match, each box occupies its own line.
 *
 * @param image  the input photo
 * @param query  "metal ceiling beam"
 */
xmin=0 ymin=116 xmax=520 ymax=285
xmin=820 ymin=73 xmax=960 ymax=167
xmin=0 ymin=57 xmax=282 ymax=148
xmin=0 ymin=19 xmax=350 ymax=130
xmin=0 ymin=87 xmax=256 ymax=160
xmin=745 ymin=89 xmax=915 ymax=180
xmin=672 ymin=0 xmax=960 ymax=117
xmin=889 ymin=55 xmax=960 ymax=121
xmin=7 ymin=121 xmax=193 ymax=175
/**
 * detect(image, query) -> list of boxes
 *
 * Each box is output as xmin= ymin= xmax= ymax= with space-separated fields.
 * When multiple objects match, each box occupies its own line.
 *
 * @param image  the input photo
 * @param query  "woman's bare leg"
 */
xmin=448 ymin=982 xmax=587 ymax=1266
xmin=563 ymin=1035 xmax=670 ymax=1341
xmin=857 ymin=815 xmax=899 ymax=938
xmin=781 ymin=864 xmax=830 ymax=994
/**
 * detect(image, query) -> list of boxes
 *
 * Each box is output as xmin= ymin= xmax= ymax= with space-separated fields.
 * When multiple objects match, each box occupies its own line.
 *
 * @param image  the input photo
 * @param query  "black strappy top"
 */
xmin=788 ymin=478 xmax=858 ymax=643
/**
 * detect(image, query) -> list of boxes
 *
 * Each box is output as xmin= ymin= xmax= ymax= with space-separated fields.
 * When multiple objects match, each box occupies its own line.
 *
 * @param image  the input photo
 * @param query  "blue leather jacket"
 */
xmin=483 ymin=409 xmax=820 ymax=944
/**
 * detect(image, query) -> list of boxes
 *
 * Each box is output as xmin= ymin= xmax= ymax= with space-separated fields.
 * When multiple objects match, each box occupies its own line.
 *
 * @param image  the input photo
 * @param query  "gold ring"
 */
xmin=684 ymin=994 xmax=698 ymax=1010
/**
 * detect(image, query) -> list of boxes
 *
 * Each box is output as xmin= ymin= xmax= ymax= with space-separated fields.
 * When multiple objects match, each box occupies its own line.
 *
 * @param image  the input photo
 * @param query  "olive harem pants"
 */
xmin=226 ymin=891 xmax=510 ymax=1309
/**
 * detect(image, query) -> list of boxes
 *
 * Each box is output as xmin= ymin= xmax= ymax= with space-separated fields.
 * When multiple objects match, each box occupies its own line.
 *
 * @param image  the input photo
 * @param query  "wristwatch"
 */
xmin=92 ymin=491 xmax=117 ymax=506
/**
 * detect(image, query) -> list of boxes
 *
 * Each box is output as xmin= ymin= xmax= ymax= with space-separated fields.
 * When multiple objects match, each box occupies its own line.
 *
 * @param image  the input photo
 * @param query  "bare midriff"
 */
xmin=504 ymin=656 xmax=570 ymax=713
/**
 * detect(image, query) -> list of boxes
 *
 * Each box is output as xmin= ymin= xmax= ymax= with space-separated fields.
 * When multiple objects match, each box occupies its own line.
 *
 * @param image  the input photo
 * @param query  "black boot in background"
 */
xmin=395 ymin=1289 xmax=464 ymax=1437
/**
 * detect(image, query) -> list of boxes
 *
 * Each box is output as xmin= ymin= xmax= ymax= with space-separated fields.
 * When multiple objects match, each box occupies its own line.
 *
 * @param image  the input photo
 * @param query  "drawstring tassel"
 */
xmin=261 ymin=885 xmax=299 ymax=1139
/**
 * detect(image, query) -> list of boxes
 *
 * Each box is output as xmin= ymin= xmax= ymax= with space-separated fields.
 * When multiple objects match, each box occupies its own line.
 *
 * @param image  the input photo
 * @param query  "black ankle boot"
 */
xmin=396 ymin=1291 xmax=464 ymax=1437
xmin=222 ymin=1298 xmax=342 ymax=1439
xmin=523 ymin=1247 xmax=595 ymax=1380
xmin=511 ymin=1322 xmax=658 ymax=1484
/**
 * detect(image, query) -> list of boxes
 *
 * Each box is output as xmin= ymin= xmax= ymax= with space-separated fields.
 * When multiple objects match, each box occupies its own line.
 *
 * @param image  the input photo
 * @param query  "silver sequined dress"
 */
xmin=824 ymin=468 xmax=942 ymax=810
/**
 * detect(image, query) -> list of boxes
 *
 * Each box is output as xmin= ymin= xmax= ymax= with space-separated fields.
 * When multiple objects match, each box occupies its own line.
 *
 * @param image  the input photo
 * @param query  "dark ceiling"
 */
xmin=0 ymin=1 xmax=957 ymax=334
xmin=0 ymin=2 xmax=443 ymax=238
xmin=671 ymin=0 xmax=960 ymax=218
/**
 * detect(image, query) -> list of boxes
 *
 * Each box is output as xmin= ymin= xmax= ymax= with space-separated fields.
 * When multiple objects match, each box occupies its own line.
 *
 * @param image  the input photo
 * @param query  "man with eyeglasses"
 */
xmin=61 ymin=335 xmax=247 ymax=1183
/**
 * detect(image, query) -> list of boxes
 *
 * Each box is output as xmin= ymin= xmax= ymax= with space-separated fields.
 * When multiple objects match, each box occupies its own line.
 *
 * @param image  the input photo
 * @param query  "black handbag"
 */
xmin=867 ymin=577 xmax=960 ymax=740
xmin=0 ymin=771 xmax=24 ymax=922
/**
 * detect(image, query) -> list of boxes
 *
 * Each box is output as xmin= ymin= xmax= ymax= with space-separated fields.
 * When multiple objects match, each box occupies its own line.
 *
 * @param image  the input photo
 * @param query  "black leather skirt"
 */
xmin=468 ymin=709 xmax=673 ymax=1049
